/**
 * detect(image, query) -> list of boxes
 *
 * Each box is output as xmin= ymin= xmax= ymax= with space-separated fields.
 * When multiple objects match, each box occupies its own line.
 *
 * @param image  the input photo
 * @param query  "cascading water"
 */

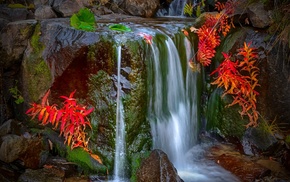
xmin=113 ymin=45 xmax=126 ymax=181
xmin=148 ymin=33 xmax=197 ymax=170
xmin=157 ymin=0 xmax=199 ymax=16
xmin=147 ymin=31 xmax=240 ymax=181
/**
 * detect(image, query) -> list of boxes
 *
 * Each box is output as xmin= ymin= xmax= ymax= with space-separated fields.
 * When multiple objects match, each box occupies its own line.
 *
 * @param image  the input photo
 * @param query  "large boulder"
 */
xmin=136 ymin=149 xmax=183 ymax=182
xmin=123 ymin=0 xmax=159 ymax=18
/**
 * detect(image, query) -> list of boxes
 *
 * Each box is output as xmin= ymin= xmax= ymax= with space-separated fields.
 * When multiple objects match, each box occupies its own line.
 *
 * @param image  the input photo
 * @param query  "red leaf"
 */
xmin=41 ymin=90 xmax=51 ymax=107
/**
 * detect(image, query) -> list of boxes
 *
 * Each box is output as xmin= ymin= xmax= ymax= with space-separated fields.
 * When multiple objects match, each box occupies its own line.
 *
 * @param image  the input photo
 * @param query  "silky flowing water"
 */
xmin=113 ymin=45 xmax=126 ymax=182
xmin=96 ymin=22 xmax=240 ymax=181
xmin=147 ymin=31 xmax=240 ymax=181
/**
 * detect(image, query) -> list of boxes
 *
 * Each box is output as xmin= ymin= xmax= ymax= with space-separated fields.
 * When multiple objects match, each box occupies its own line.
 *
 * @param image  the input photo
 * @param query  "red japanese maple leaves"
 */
xmin=211 ymin=43 xmax=260 ymax=127
xmin=196 ymin=0 xmax=235 ymax=66
xmin=26 ymin=90 xmax=97 ymax=151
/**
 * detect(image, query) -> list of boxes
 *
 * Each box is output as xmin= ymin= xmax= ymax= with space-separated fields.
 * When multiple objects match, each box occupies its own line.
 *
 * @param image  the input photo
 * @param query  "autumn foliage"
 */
xmin=26 ymin=90 xmax=102 ymax=164
xmin=187 ymin=0 xmax=261 ymax=127
xmin=195 ymin=0 xmax=235 ymax=66
xmin=211 ymin=42 xmax=260 ymax=127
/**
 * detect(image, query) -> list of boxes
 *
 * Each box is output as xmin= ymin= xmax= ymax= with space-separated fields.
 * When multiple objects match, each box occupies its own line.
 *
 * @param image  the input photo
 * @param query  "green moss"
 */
xmin=66 ymin=147 xmax=107 ymax=175
xmin=23 ymin=23 xmax=51 ymax=102
xmin=285 ymin=135 xmax=290 ymax=144
xmin=25 ymin=57 xmax=52 ymax=101
xmin=87 ymin=70 xmax=116 ymax=169
xmin=8 ymin=3 xmax=34 ymax=9
xmin=129 ymin=151 xmax=150 ymax=182
xmin=30 ymin=24 xmax=45 ymax=54
xmin=206 ymin=88 xmax=246 ymax=139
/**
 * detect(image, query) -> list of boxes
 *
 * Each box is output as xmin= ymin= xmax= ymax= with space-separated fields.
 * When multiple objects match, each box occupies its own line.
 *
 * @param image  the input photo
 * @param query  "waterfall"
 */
xmin=157 ymin=0 xmax=198 ymax=16
xmin=148 ymin=32 xmax=198 ymax=170
xmin=113 ymin=45 xmax=126 ymax=181
xmin=146 ymin=31 xmax=240 ymax=182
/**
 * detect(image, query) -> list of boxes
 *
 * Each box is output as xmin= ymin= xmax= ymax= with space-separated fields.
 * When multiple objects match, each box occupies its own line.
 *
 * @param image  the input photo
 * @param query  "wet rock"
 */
xmin=242 ymin=127 xmax=278 ymax=156
xmin=0 ymin=132 xmax=49 ymax=169
xmin=0 ymin=159 xmax=24 ymax=182
xmin=0 ymin=6 xmax=30 ymax=22
xmin=0 ymin=19 xmax=37 ymax=69
xmin=208 ymin=144 xmax=271 ymax=182
xmin=0 ymin=119 xmax=24 ymax=137
xmin=0 ymin=18 xmax=9 ymax=31
xmin=123 ymin=0 xmax=159 ymax=18
xmin=34 ymin=5 xmax=57 ymax=20
xmin=19 ymin=136 xmax=49 ymax=169
xmin=18 ymin=167 xmax=64 ymax=182
xmin=136 ymin=149 xmax=183 ymax=182
xmin=247 ymin=2 xmax=272 ymax=28
xmin=53 ymin=0 xmax=83 ymax=17
xmin=0 ymin=134 xmax=28 ymax=163
xmin=256 ymin=159 xmax=290 ymax=180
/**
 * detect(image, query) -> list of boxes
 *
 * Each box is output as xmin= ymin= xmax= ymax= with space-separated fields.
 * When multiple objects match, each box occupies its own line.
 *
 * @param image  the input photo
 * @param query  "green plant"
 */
xmin=184 ymin=3 xmax=194 ymax=17
xmin=259 ymin=116 xmax=280 ymax=136
xmin=70 ymin=8 xmax=96 ymax=32
xmin=109 ymin=24 xmax=132 ymax=32
xmin=9 ymin=80 xmax=24 ymax=104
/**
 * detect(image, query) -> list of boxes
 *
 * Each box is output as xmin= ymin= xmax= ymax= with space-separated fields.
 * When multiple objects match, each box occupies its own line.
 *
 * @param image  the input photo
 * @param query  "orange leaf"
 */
xmin=41 ymin=89 xmax=51 ymax=107
xmin=90 ymin=153 xmax=103 ymax=164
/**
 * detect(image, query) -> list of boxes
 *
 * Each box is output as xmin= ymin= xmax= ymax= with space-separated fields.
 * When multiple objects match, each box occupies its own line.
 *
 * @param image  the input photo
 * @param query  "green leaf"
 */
xmin=109 ymin=24 xmax=132 ymax=32
xmin=70 ymin=8 xmax=96 ymax=32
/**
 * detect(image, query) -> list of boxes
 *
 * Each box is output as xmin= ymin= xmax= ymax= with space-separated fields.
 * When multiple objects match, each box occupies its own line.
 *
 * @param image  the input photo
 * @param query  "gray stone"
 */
xmin=35 ymin=5 xmax=58 ymax=20
xmin=18 ymin=168 xmax=64 ymax=182
xmin=136 ymin=149 xmax=183 ymax=182
xmin=0 ymin=134 xmax=28 ymax=163
xmin=53 ymin=0 xmax=83 ymax=17
xmin=0 ymin=6 xmax=29 ymax=22
xmin=123 ymin=0 xmax=159 ymax=18
xmin=242 ymin=127 xmax=278 ymax=156
xmin=0 ymin=119 xmax=18 ymax=137
xmin=0 ymin=19 xmax=37 ymax=69
xmin=247 ymin=2 xmax=272 ymax=28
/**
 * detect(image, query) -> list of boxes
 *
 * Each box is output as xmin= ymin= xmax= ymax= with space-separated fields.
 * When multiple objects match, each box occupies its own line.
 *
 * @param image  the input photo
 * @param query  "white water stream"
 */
xmin=148 ymin=32 xmax=240 ymax=181
xmin=113 ymin=45 xmax=126 ymax=182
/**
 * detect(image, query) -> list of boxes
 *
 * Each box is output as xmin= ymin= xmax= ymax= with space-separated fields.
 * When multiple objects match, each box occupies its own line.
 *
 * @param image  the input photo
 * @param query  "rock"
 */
xmin=256 ymin=159 xmax=290 ymax=180
xmin=208 ymin=144 xmax=271 ymax=182
xmin=53 ymin=0 xmax=83 ymax=17
xmin=0 ymin=18 xmax=10 ymax=31
xmin=0 ymin=119 xmax=25 ymax=137
xmin=0 ymin=132 xmax=49 ymax=169
xmin=0 ymin=6 xmax=30 ymax=22
xmin=216 ymin=153 xmax=270 ymax=181
xmin=242 ymin=127 xmax=278 ymax=156
xmin=17 ymin=168 xmax=64 ymax=182
xmin=19 ymin=136 xmax=49 ymax=169
xmin=136 ymin=149 xmax=183 ymax=182
xmin=0 ymin=134 xmax=28 ymax=163
xmin=123 ymin=0 xmax=159 ymax=18
xmin=247 ymin=2 xmax=272 ymax=28
xmin=34 ymin=5 xmax=57 ymax=20
xmin=0 ymin=19 xmax=37 ymax=69
xmin=0 ymin=119 xmax=14 ymax=137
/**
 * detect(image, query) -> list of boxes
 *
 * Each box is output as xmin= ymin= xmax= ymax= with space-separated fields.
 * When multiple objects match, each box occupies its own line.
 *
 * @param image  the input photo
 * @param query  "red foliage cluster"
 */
xmin=26 ymin=90 xmax=94 ymax=149
xmin=26 ymin=90 xmax=103 ymax=163
xmin=211 ymin=42 xmax=260 ymax=127
xmin=195 ymin=0 xmax=235 ymax=66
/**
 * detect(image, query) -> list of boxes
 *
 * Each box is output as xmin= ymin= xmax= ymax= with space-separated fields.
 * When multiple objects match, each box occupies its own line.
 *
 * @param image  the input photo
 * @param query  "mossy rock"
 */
xmin=66 ymin=147 xmax=107 ymax=175
xmin=206 ymin=88 xmax=247 ymax=139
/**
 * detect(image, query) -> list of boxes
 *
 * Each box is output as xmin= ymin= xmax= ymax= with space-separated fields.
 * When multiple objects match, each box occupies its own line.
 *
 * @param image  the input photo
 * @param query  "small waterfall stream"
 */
xmin=113 ymin=45 xmax=126 ymax=181
xmin=148 ymin=33 xmax=197 ymax=170
xmin=147 ymin=31 xmax=240 ymax=181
